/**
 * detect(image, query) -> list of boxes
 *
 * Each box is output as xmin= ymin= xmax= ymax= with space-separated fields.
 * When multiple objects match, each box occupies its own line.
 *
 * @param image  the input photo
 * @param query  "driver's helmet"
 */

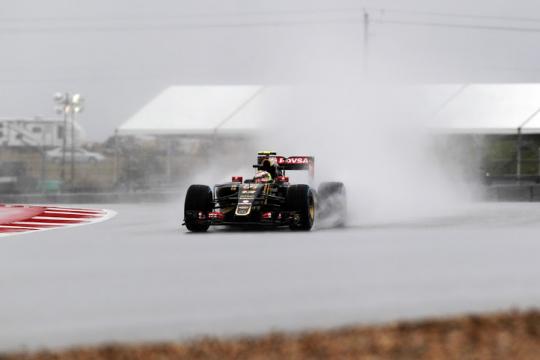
xmin=261 ymin=158 xmax=278 ymax=178
xmin=254 ymin=170 xmax=272 ymax=183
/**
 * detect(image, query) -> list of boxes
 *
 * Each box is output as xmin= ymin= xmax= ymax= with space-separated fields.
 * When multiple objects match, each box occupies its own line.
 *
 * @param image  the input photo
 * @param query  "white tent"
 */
xmin=431 ymin=84 xmax=540 ymax=134
xmin=119 ymin=84 xmax=540 ymax=137
xmin=118 ymin=85 xmax=265 ymax=136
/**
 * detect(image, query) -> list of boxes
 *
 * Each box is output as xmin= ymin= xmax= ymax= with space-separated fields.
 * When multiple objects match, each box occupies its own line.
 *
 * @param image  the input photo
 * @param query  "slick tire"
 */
xmin=317 ymin=182 xmax=347 ymax=227
xmin=287 ymin=184 xmax=315 ymax=231
xmin=184 ymin=185 xmax=213 ymax=232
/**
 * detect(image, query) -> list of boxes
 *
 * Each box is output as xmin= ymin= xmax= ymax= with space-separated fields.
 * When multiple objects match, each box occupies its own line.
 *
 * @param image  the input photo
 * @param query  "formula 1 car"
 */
xmin=183 ymin=151 xmax=346 ymax=232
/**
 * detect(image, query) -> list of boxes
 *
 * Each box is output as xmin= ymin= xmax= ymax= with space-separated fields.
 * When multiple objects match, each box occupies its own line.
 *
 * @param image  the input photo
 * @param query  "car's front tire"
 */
xmin=184 ymin=185 xmax=213 ymax=232
xmin=287 ymin=184 xmax=315 ymax=231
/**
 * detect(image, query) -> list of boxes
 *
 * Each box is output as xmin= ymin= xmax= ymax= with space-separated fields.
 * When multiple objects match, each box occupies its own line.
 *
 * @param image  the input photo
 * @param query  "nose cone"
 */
xmin=235 ymin=184 xmax=263 ymax=216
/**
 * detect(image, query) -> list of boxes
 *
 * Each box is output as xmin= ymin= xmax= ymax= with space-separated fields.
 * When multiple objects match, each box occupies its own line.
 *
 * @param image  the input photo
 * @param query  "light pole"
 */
xmin=363 ymin=9 xmax=370 ymax=74
xmin=54 ymin=92 xmax=69 ymax=183
xmin=54 ymin=92 xmax=84 ymax=188
xmin=70 ymin=94 xmax=84 ymax=184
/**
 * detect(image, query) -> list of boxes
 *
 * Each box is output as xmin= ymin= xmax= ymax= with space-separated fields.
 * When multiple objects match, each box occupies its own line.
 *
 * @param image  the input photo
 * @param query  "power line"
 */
xmin=374 ymin=19 xmax=540 ymax=34
xmin=0 ymin=8 xmax=361 ymax=23
xmin=0 ymin=8 xmax=540 ymax=37
xmin=0 ymin=18 xmax=364 ymax=34
xmin=367 ymin=8 xmax=540 ymax=25
xmin=1 ymin=7 xmax=540 ymax=26
xmin=2 ymin=17 xmax=540 ymax=36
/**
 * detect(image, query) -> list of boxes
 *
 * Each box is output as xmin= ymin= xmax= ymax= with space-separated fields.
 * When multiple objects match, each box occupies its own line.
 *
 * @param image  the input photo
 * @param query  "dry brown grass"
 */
xmin=3 ymin=310 xmax=540 ymax=360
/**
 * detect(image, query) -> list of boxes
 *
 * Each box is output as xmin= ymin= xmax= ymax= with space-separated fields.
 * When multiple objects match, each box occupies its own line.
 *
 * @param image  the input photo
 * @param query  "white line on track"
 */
xmin=42 ymin=211 xmax=100 ymax=215
xmin=0 ymin=225 xmax=39 ymax=229
xmin=31 ymin=216 xmax=92 ymax=221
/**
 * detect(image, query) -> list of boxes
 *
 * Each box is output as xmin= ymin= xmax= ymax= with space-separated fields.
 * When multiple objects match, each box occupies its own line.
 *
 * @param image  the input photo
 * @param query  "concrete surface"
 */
xmin=1 ymin=202 xmax=540 ymax=351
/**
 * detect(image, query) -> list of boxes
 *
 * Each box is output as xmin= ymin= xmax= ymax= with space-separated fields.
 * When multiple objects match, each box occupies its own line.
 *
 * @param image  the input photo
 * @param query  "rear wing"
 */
xmin=255 ymin=152 xmax=315 ymax=179
xmin=276 ymin=156 xmax=314 ymax=171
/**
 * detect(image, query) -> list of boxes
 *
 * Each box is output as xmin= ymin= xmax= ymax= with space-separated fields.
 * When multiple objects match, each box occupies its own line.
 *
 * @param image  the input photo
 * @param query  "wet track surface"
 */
xmin=2 ymin=202 xmax=540 ymax=350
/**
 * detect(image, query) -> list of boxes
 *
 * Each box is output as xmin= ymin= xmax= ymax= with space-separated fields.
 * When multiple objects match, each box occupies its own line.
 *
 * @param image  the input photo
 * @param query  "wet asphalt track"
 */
xmin=2 ymin=201 xmax=540 ymax=350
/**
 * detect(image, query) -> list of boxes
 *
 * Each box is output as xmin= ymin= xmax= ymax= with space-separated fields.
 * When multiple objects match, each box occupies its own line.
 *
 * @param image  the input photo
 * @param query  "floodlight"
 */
xmin=72 ymin=94 xmax=82 ymax=104
xmin=53 ymin=92 xmax=65 ymax=103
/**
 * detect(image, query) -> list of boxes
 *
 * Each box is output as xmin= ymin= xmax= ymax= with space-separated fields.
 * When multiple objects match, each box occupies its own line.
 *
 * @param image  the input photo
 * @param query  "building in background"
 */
xmin=116 ymin=85 xmax=268 ymax=188
xmin=118 ymin=85 xmax=265 ymax=137
xmin=0 ymin=116 xmax=114 ymax=194
xmin=428 ymin=84 xmax=540 ymax=180
xmin=0 ymin=116 xmax=84 ymax=148
xmin=7 ymin=83 xmax=540 ymax=195
xmin=117 ymin=83 xmax=540 ymax=187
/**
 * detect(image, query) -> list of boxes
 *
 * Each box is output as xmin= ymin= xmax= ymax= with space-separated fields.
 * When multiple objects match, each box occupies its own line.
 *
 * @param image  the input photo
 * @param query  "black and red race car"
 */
xmin=183 ymin=151 xmax=346 ymax=232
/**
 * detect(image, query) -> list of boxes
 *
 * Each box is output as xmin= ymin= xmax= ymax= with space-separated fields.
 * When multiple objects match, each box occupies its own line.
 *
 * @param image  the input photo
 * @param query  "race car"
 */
xmin=183 ymin=151 xmax=346 ymax=232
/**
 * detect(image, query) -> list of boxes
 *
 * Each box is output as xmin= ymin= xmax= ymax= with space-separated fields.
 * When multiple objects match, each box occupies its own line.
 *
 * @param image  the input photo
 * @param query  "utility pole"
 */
xmin=516 ymin=106 xmax=540 ymax=182
xmin=71 ymin=111 xmax=75 ymax=183
xmin=40 ymin=124 xmax=47 ymax=193
xmin=54 ymin=92 xmax=70 ymax=183
xmin=166 ymin=137 xmax=172 ymax=184
xmin=70 ymin=94 xmax=84 ymax=186
xmin=517 ymin=127 xmax=523 ymax=182
xmin=363 ymin=9 xmax=370 ymax=74
xmin=114 ymin=128 xmax=119 ymax=186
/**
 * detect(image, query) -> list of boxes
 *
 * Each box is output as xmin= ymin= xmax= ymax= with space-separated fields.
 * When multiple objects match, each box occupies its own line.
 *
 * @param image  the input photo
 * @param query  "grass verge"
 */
xmin=3 ymin=310 xmax=540 ymax=359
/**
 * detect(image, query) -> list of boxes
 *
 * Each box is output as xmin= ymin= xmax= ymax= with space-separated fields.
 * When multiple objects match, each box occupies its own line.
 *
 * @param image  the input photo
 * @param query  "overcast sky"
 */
xmin=2 ymin=0 xmax=540 ymax=140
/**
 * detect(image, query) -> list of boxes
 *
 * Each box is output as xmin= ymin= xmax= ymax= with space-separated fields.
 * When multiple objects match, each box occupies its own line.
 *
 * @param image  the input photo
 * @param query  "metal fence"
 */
xmin=0 ymin=136 xmax=251 ymax=195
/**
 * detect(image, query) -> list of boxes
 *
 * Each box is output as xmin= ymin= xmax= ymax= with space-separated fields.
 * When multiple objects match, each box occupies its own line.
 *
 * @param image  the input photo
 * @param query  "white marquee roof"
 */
xmin=431 ymin=84 xmax=540 ymax=134
xmin=119 ymin=84 xmax=540 ymax=137
xmin=118 ymin=85 xmax=265 ymax=136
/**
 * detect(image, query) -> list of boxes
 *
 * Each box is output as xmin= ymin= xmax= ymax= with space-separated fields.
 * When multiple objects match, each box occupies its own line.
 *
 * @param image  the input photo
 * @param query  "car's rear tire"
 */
xmin=287 ymin=184 xmax=315 ymax=231
xmin=317 ymin=182 xmax=347 ymax=227
xmin=184 ymin=185 xmax=213 ymax=232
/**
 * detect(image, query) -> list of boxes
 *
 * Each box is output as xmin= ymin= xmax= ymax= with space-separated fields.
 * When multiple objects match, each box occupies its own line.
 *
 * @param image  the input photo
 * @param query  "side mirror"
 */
xmin=232 ymin=176 xmax=243 ymax=183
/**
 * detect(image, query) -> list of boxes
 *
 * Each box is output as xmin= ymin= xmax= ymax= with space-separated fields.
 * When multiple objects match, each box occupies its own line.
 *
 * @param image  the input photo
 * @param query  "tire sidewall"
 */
xmin=184 ymin=184 xmax=213 ymax=232
xmin=287 ymin=184 xmax=315 ymax=231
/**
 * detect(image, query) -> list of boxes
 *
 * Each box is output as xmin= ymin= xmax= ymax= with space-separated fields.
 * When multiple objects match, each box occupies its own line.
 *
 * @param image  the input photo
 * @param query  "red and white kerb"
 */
xmin=0 ymin=204 xmax=115 ymax=237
